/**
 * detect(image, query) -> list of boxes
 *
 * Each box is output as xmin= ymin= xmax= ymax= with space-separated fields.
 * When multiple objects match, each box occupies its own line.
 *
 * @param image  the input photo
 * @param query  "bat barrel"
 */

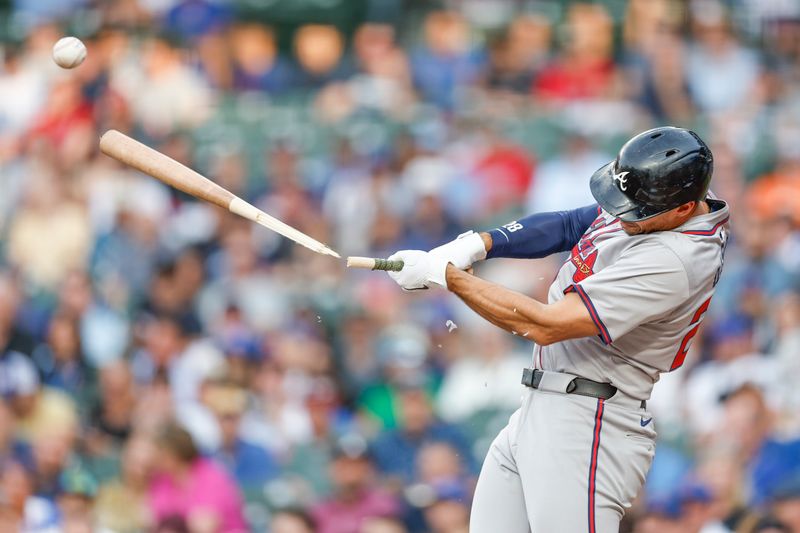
xmin=99 ymin=129 xmax=341 ymax=259
xmin=99 ymin=129 xmax=235 ymax=210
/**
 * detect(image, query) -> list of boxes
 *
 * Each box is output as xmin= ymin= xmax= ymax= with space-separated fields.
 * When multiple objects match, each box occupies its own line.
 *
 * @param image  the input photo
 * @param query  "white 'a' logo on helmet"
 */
xmin=612 ymin=170 xmax=630 ymax=191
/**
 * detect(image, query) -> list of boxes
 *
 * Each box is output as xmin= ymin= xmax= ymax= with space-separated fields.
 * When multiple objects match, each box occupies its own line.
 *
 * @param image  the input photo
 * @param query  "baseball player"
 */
xmin=385 ymin=127 xmax=730 ymax=532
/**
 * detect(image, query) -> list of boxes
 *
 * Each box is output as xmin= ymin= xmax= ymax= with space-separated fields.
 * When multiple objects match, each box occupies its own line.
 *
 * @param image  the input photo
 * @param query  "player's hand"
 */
xmin=387 ymin=250 xmax=450 ymax=291
xmin=429 ymin=231 xmax=487 ymax=270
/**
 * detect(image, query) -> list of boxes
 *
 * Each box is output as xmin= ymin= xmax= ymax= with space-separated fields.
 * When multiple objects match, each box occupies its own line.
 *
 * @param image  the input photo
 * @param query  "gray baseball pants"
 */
xmin=469 ymin=372 xmax=656 ymax=533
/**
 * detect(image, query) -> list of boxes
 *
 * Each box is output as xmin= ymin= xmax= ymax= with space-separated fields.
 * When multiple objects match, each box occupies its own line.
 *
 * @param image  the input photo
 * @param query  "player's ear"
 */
xmin=675 ymin=201 xmax=696 ymax=217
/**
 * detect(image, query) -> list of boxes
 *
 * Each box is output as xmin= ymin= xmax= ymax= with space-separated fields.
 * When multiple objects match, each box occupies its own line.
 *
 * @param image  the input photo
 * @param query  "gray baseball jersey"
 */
xmin=533 ymin=199 xmax=730 ymax=400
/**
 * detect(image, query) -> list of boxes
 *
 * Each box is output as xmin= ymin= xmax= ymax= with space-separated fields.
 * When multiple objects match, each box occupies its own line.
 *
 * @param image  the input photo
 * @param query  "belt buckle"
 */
xmin=521 ymin=368 xmax=535 ymax=387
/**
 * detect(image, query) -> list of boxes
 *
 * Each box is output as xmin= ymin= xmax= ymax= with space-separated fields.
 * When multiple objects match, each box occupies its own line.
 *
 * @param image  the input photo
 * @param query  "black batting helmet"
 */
xmin=589 ymin=127 xmax=713 ymax=222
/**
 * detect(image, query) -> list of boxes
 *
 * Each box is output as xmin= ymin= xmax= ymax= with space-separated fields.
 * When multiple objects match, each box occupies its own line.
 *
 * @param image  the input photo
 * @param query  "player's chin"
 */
xmin=620 ymin=221 xmax=643 ymax=235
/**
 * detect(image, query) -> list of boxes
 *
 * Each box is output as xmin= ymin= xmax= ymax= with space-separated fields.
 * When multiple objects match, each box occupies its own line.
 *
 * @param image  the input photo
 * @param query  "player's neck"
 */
xmin=667 ymin=200 xmax=710 ymax=231
xmin=692 ymin=200 xmax=711 ymax=218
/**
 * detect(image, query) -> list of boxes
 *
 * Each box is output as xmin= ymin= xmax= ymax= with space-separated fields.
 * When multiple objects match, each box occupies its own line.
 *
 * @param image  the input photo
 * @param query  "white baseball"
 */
xmin=52 ymin=37 xmax=87 ymax=69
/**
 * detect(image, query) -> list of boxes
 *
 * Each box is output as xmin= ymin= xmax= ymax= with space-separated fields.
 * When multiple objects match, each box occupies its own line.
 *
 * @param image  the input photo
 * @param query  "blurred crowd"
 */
xmin=0 ymin=0 xmax=800 ymax=532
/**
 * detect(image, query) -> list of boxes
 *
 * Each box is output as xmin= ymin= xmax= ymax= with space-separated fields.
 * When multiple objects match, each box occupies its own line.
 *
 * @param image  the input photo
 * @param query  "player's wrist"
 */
xmin=442 ymin=263 xmax=462 ymax=290
xmin=479 ymin=231 xmax=492 ymax=254
xmin=460 ymin=230 xmax=488 ymax=262
xmin=430 ymin=230 xmax=487 ymax=270
xmin=425 ymin=254 xmax=451 ymax=289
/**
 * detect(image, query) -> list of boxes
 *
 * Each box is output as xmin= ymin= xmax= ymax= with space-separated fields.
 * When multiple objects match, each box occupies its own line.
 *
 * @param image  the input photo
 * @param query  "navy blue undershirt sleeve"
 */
xmin=486 ymin=204 xmax=600 ymax=259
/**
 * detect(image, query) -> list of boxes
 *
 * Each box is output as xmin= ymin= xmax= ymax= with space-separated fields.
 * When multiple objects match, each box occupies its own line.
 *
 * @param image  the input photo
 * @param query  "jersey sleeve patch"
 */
xmin=571 ymin=284 xmax=613 ymax=345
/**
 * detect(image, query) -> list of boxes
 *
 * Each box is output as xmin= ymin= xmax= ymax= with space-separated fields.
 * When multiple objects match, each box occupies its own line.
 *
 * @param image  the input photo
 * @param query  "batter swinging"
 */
xmin=385 ymin=127 xmax=730 ymax=532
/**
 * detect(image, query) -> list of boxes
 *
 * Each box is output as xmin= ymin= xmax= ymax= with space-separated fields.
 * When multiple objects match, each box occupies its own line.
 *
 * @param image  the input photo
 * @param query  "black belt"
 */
xmin=521 ymin=368 xmax=617 ymax=400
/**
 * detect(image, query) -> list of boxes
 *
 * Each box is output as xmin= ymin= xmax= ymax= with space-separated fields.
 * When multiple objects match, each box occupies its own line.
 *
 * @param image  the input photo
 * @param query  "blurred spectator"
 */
xmin=486 ymin=15 xmax=551 ymax=94
xmin=350 ymin=23 xmax=413 ymax=112
xmin=421 ymin=482 xmax=470 ymax=533
xmin=12 ymin=363 xmax=78 ymax=455
xmin=411 ymin=11 xmax=485 ymax=109
xmin=311 ymin=434 xmax=400 ymax=533
xmin=294 ymin=25 xmax=352 ymax=89
xmin=0 ymin=460 xmax=58 ymax=531
xmin=533 ymin=3 xmax=617 ymax=103
xmin=90 ymin=360 xmax=136 ymax=445
xmin=205 ymin=379 xmax=279 ymax=493
xmin=0 ymin=400 xmax=31 ymax=468
xmin=415 ymin=441 xmax=470 ymax=489
xmin=148 ymin=422 xmax=247 ymax=532
xmin=774 ymin=294 xmax=800 ymax=427
xmin=674 ymin=482 xmax=720 ymax=533
xmin=711 ymin=213 xmax=795 ymax=331
xmin=57 ymin=271 xmax=129 ymax=368
xmin=283 ymin=377 xmax=355 ymax=498
xmin=31 ymin=312 xmax=97 ymax=413
xmin=715 ymin=385 xmax=800 ymax=507
xmin=56 ymin=467 xmax=101 ymax=532
xmin=230 ymin=23 xmax=294 ymax=94
xmin=95 ymin=434 xmax=156 ymax=533
xmin=524 ymin=133 xmax=609 ymax=213
xmin=89 ymin=176 xmax=171 ymax=309
xmin=627 ymin=28 xmax=694 ymax=123
xmin=30 ymin=427 xmax=75 ymax=499
xmin=370 ymin=382 xmax=474 ymax=483
xmin=321 ymin=141 xmax=377 ymax=253
xmin=130 ymin=311 xmax=224 ymax=411
xmin=316 ymin=23 xmax=415 ymax=123
xmin=684 ymin=315 xmax=779 ymax=436
xmin=769 ymin=476 xmax=800 ymax=533
xmin=359 ymin=323 xmax=434 ymax=429
xmin=335 ymin=309 xmax=381 ymax=398
xmin=401 ymin=441 xmax=473 ymax=532
xmin=81 ymin=360 xmax=137 ymax=483
xmin=162 ymin=0 xmax=232 ymax=42
xmin=7 ymin=164 xmax=91 ymax=291
xmin=402 ymin=191 xmax=461 ymax=259
xmin=360 ymin=516 xmax=409 ymax=533
xmin=690 ymin=446 xmax=786 ymax=533
xmin=435 ymin=325 xmax=528 ymax=423
xmin=212 ymin=304 xmax=262 ymax=387
xmin=747 ymin=141 xmax=800 ymax=227
xmin=685 ymin=1 xmax=762 ymax=114
xmin=0 ymin=326 xmax=40 ymax=404
xmin=633 ymin=503 xmax=682 ymax=533
xmin=27 ymin=76 xmax=95 ymax=168
xmin=0 ymin=44 xmax=47 ymax=140
xmin=271 ymin=507 xmax=317 ymax=533
xmin=111 ymin=34 xmax=212 ymax=136
xmin=471 ymin=128 xmax=535 ymax=215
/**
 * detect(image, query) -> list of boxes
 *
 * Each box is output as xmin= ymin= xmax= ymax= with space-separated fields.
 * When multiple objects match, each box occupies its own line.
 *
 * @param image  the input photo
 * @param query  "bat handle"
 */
xmin=346 ymin=256 xmax=405 ymax=272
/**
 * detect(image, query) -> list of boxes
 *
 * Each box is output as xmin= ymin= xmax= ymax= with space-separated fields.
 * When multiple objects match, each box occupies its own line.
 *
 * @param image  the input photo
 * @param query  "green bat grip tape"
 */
xmin=373 ymin=259 xmax=404 ymax=272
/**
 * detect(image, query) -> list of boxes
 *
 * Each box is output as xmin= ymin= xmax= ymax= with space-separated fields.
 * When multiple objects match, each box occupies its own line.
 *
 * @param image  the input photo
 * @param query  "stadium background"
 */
xmin=0 ymin=0 xmax=799 ymax=531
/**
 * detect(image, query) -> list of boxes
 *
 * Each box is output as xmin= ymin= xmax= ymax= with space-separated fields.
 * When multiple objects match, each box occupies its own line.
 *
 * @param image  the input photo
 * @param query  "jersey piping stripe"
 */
xmin=680 ymin=216 xmax=729 ymax=236
xmin=573 ymin=284 xmax=613 ymax=345
xmin=588 ymin=398 xmax=605 ymax=533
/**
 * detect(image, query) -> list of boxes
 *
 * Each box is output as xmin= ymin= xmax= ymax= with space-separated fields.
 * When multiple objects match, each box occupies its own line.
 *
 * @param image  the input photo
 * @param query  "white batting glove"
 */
xmin=387 ymin=250 xmax=450 ymax=291
xmin=429 ymin=231 xmax=487 ymax=270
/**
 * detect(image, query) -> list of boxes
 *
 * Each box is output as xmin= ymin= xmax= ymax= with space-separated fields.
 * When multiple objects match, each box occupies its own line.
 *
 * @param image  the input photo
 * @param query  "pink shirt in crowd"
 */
xmin=148 ymin=457 xmax=248 ymax=532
